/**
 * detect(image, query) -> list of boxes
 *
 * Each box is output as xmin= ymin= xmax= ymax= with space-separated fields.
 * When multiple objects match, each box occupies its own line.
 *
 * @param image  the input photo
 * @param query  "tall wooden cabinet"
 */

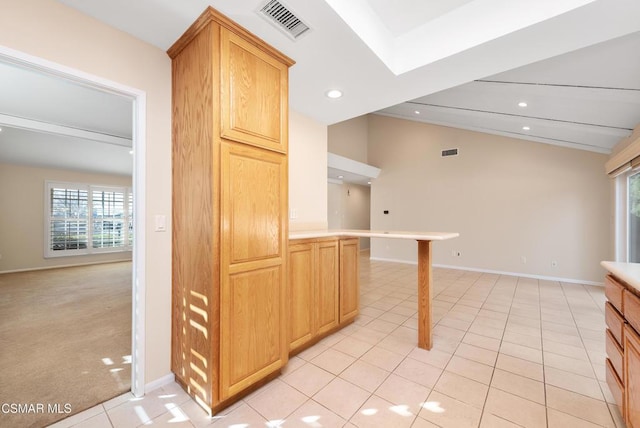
xmin=169 ymin=7 xmax=294 ymax=413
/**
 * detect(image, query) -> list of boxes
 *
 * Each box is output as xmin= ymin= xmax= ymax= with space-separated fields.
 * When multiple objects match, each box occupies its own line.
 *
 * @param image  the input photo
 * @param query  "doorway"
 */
xmin=0 ymin=46 xmax=146 ymax=425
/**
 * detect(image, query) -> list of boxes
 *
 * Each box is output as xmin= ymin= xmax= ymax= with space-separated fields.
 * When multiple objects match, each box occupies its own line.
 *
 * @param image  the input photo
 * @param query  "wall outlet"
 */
xmin=289 ymin=208 xmax=298 ymax=219
xmin=551 ymin=260 xmax=558 ymax=268
xmin=455 ymin=251 xmax=462 ymax=257
xmin=521 ymin=256 xmax=527 ymax=264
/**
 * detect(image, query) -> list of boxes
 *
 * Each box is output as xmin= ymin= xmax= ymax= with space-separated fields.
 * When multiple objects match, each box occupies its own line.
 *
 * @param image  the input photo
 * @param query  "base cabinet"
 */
xmin=625 ymin=323 xmax=640 ymax=427
xmin=289 ymin=237 xmax=358 ymax=352
xmin=604 ymin=273 xmax=640 ymax=427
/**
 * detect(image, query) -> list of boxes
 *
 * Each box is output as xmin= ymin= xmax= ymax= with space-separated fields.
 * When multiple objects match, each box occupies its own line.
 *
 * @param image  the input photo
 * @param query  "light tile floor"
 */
xmin=50 ymin=253 xmax=624 ymax=427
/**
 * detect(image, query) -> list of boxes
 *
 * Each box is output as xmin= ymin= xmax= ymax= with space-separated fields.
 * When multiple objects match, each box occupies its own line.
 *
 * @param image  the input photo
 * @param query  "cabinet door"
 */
xmin=220 ymin=141 xmax=287 ymax=399
xmin=316 ymin=240 xmax=339 ymax=335
xmin=220 ymin=28 xmax=289 ymax=153
xmin=625 ymin=324 xmax=640 ymax=427
xmin=289 ymin=242 xmax=314 ymax=350
xmin=339 ymin=238 xmax=360 ymax=324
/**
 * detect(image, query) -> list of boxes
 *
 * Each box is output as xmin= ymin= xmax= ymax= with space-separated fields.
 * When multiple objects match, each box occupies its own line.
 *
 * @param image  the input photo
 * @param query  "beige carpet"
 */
xmin=0 ymin=262 xmax=132 ymax=428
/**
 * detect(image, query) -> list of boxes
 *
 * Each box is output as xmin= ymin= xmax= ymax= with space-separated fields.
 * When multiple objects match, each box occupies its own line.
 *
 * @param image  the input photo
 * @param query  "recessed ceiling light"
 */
xmin=129 ymin=150 xmax=134 ymax=154
xmin=0 ymin=127 xmax=3 ymax=132
xmin=367 ymin=181 xmax=372 ymax=184
xmin=338 ymin=175 xmax=344 ymax=179
xmin=522 ymin=126 xmax=531 ymax=131
xmin=414 ymin=110 xmax=420 ymax=115
xmin=518 ymin=102 xmax=528 ymax=107
xmin=326 ymin=89 xmax=343 ymax=99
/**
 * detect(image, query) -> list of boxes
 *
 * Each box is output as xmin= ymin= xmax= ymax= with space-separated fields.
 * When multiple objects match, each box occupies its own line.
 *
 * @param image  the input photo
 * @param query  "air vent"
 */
xmin=441 ymin=149 xmax=459 ymax=157
xmin=259 ymin=0 xmax=310 ymax=40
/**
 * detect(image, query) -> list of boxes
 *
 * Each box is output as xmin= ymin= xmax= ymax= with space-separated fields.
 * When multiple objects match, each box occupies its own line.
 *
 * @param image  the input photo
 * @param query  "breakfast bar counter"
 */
xmin=290 ymin=229 xmax=459 ymax=350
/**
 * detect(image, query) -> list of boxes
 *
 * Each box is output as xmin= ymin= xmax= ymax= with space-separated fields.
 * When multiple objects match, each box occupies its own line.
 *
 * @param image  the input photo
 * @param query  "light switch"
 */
xmin=155 ymin=215 xmax=167 ymax=232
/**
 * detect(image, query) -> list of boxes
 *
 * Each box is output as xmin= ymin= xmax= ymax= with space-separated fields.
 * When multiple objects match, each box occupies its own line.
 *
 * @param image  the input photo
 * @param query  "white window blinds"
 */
xmin=45 ymin=182 xmax=132 ymax=257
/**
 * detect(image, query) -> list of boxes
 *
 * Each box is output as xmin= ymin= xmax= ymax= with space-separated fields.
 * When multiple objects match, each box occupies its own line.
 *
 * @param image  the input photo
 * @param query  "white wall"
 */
xmin=0 ymin=163 xmax=132 ymax=272
xmin=0 ymin=0 xmax=172 ymax=384
xmin=289 ymin=110 xmax=328 ymax=231
xmin=327 ymin=182 xmax=371 ymax=249
xmin=368 ymin=115 xmax=612 ymax=283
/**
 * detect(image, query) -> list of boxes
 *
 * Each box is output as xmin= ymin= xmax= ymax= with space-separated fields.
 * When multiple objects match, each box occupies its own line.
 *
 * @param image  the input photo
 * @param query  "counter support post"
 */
xmin=417 ymin=240 xmax=433 ymax=349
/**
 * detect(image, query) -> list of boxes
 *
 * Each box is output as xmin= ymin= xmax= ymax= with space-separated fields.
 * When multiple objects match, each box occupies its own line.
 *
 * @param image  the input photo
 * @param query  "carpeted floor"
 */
xmin=0 ymin=262 xmax=132 ymax=428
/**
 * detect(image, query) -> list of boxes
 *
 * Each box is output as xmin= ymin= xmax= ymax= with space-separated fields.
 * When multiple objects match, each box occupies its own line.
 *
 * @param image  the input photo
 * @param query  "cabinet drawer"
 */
xmin=606 ymin=329 xmax=624 ymax=381
xmin=605 ymin=275 xmax=625 ymax=313
xmin=624 ymin=289 xmax=640 ymax=334
xmin=606 ymin=358 xmax=625 ymax=413
xmin=606 ymin=302 xmax=625 ymax=347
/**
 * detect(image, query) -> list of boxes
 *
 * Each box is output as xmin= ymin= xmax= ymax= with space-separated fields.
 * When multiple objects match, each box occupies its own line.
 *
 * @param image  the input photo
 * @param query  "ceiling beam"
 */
xmin=0 ymin=113 xmax=132 ymax=147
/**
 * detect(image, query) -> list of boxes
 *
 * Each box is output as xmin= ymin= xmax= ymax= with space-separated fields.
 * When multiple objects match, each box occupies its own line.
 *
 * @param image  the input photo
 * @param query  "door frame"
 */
xmin=0 ymin=45 xmax=147 ymax=397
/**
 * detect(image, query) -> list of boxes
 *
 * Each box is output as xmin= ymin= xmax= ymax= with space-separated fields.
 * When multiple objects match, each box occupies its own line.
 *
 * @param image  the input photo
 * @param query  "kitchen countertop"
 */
xmin=601 ymin=261 xmax=640 ymax=292
xmin=289 ymin=229 xmax=459 ymax=241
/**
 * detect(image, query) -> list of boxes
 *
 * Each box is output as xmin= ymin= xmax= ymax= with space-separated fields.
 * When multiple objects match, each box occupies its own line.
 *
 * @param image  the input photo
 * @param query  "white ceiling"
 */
xmin=0 ymin=60 xmax=133 ymax=175
xmin=2 ymin=0 xmax=640 ymax=176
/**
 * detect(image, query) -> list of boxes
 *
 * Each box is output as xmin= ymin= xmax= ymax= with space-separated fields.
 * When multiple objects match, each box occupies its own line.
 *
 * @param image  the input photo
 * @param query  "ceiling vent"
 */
xmin=441 ymin=148 xmax=459 ymax=157
xmin=258 ymin=0 xmax=310 ymax=40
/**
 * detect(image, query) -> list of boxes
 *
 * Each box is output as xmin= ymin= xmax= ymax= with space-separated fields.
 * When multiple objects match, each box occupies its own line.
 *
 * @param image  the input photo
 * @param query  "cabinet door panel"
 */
xmin=339 ymin=238 xmax=360 ymax=324
xmin=289 ymin=243 xmax=314 ymax=350
xmin=625 ymin=324 xmax=640 ymax=427
xmin=220 ymin=29 xmax=288 ymax=153
xmin=223 ymin=142 xmax=285 ymax=264
xmin=316 ymin=240 xmax=339 ymax=334
xmin=221 ymin=265 xmax=284 ymax=398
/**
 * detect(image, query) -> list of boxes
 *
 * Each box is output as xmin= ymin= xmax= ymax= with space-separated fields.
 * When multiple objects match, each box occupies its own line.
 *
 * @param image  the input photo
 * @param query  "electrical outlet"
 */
xmin=551 ymin=260 xmax=558 ymax=268
xmin=521 ymin=256 xmax=527 ymax=264
xmin=456 ymin=251 xmax=462 ymax=257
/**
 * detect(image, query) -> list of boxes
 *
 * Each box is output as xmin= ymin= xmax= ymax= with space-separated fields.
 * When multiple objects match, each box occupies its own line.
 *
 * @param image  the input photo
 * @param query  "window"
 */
xmin=629 ymin=171 xmax=640 ymax=262
xmin=45 ymin=182 xmax=132 ymax=257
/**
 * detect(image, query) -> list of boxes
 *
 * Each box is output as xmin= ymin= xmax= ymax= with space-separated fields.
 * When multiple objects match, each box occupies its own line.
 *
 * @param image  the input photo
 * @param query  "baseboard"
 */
xmin=369 ymin=257 xmax=603 ymax=286
xmin=0 ymin=258 xmax=132 ymax=275
xmin=370 ymin=256 xmax=418 ymax=266
xmin=145 ymin=373 xmax=175 ymax=393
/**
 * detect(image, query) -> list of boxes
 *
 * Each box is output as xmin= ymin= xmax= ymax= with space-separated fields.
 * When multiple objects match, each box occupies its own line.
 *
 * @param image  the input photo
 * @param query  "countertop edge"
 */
xmin=601 ymin=261 xmax=640 ymax=292
xmin=289 ymin=229 xmax=460 ymax=241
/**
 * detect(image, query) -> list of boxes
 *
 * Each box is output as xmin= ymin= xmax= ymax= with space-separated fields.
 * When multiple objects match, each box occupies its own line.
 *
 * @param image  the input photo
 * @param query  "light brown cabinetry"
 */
xmin=288 ymin=237 xmax=359 ymax=353
xmin=339 ymin=238 xmax=360 ymax=324
xmin=169 ymin=6 xmax=294 ymax=414
xmin=624 ymin=324 xmax=640 ymax=426
xmin=604 ymin=273 xmax=640 ymax=426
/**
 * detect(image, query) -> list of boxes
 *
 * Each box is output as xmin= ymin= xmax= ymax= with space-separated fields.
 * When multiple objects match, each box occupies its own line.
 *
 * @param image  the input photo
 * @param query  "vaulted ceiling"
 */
xmin=1 ymin=0 xmax=640 ymax=176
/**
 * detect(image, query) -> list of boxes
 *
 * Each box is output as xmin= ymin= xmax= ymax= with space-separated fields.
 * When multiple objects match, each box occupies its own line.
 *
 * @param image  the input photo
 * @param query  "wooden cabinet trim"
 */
xmin=606 ymin=302 xmax=625 ymax=348
xmin=606 ymin=358 xmax=625 ymax=415
xmin=624 ymin=324 xmax=640 ymax=426
xmin=168 ymin=6 xmax=294 ymax=66
xmin=606 ymin=328 xmax=624 ymax=382
xmin=624 ymin=289 xmax=640 ymax=335
xmin=606 ymin=275 xmax=625 ymax=313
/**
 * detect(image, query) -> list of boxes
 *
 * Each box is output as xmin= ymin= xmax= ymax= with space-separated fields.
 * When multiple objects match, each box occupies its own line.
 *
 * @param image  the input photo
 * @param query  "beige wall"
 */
xmin=0 ymin=0 xmax=172 ymax=384
xmin=0 ymin=163 xmax=132 ymax=272
xmin=327 ymin=182 xmax=371 ymax=249
xmin=289 ymin=110 xmax=328 ymax=231
xmin=368 ymin=115 xmax=612 ymax=283
xmin=327 ymin=115 xmax=369 ymax=163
